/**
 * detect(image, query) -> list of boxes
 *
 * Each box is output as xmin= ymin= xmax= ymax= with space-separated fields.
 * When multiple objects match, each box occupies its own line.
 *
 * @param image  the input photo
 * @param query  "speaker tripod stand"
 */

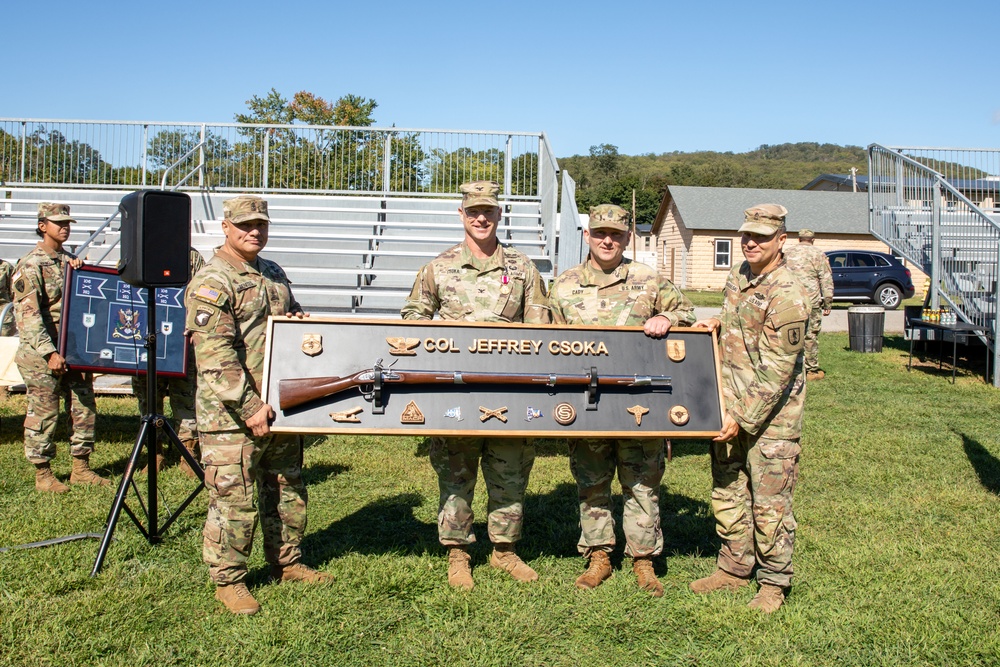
xmin=91 ymin=297 xmax=204 ymax=576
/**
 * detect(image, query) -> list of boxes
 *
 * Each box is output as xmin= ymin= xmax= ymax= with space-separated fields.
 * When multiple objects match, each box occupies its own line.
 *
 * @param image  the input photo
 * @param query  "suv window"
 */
xmin=828 ymin=252 xmax=849 ymax=269
xmin=851 ymin=253 xmax=877 ymax=268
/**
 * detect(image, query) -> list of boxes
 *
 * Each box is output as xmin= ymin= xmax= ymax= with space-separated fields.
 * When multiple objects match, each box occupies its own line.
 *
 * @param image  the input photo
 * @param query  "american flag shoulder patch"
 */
xmin=195 ymin=285 xmax=222 ymax=303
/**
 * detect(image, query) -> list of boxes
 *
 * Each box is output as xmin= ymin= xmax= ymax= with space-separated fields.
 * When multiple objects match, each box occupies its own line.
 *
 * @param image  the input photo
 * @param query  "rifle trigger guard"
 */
xmin=371 ymin=365 xmax=385 ymax=414
xmin=586 ymin=366 xmax=599 ymax=411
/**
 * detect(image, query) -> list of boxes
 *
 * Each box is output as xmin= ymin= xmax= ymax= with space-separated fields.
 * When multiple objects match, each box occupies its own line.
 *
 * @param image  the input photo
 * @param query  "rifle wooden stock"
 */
xmin=279 ymin=368 xmax=671 ymax=411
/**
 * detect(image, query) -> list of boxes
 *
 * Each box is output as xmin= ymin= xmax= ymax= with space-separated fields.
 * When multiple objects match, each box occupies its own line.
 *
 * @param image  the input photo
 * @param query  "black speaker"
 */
xmin=117 ymin=190 xmax=191 ymax=288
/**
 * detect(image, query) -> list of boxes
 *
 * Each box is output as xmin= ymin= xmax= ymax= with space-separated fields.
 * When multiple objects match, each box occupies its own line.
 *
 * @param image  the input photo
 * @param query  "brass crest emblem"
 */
xmin=386 ymin=336 xmax=420 ymax=356
xmin=553 ymin=402 xmax=576 ymax=425
xmin=666 ymin=339 xmax=686 ymax=362
xmin=479 ymin=406 xmax=509 ymax=423
xmin=400 ymin=401 xmax=425 ymax=424
xmin=669 ymin=405 xmax=690 ymax=426
xmin=301 ymin=333 xmax=323 ymax=356
xmin=626 ymin=405 xmax=650 ymax=426
xmin=329 ymin=406 xmax=363 ymax=423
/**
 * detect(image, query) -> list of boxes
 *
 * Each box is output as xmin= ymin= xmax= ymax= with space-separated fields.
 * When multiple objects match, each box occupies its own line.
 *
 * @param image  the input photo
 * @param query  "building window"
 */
xmin=714 ymin=239 xmax=731 ymax=268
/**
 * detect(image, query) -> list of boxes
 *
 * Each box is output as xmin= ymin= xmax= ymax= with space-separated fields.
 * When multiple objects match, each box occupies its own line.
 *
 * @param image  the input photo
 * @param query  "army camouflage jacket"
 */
xmin=783 ymin=244 xmax=834 ymax=309
xmin=11 ymin=244 xmax=75 ymax=358
xmin=717 ymin=258 xmax=810 ymax=440
xmin=186 ymin=248 xmax=300 ymax=432
xmin=400 ymin=242 xmax=550 ymax=323
xmin=549 ymin=258 xmax=695 ymax=327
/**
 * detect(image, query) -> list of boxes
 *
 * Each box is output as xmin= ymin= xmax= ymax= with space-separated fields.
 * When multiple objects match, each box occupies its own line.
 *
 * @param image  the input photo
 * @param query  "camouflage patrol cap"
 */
xmin=588 ymin=204 xmax=630 ymax=232
xmin=223 ymin=195 xmax=269 ymax=224
xmin=739 ymin=203 xmax=788 ymax=235
xmin=37 ymin=202 xmax=76 ymax=223
xmin=460 ymin=181 xmax=500 ymax=209
xmin=798 ymin=228 xmax=815 ymax=239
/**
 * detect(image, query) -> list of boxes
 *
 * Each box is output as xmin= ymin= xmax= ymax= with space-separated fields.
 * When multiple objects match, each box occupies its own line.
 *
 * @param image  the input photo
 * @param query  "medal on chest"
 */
xmin=499 ymin=272 xmax=511 ymax=295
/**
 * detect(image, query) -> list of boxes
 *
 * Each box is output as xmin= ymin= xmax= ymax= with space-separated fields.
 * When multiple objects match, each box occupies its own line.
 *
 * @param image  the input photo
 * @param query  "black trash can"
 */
xmin=847 ymin=306 xmax=885 ymax=352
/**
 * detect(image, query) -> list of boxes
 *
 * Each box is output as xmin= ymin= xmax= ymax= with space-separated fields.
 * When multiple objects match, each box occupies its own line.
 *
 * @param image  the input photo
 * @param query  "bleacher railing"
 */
xmin=0 ymin=118 xmax=550 ymax=200
xmin=869 ymin=143 xmax=1000 ymax=385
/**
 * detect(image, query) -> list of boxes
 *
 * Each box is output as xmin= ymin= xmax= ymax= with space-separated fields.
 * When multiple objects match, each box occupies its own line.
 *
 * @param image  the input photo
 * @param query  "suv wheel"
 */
xmin=875 ymin=283 xmax=902 ymax=309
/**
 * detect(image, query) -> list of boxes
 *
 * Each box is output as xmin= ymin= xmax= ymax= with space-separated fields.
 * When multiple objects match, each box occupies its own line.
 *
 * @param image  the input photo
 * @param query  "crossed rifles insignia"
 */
xmin=479 ymin=406 xmax=508 ymax=423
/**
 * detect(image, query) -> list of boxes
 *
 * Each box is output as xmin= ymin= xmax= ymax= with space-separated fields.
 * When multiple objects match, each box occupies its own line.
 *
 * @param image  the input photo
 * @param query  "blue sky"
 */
xmin=5 ymin=0 xmax=998 ymax=157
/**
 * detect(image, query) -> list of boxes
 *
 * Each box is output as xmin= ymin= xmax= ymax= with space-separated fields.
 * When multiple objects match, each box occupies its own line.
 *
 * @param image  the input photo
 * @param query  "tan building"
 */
xmin=650 ymin=185 xmax=927 ymax=293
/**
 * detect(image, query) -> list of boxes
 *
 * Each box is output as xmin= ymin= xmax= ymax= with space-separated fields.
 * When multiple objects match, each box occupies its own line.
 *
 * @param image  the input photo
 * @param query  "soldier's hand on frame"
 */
xmin=693 ymin=317 xmax=721 ymax=332
xmin=69 ymin=258 xmax=84 ymax=270
xmin=47 ymin=352 xmax=68 ymax=375
xmin=283 ymin=311 xmax=309 ymax=319
xmin=247 ymin=403 xmax=275 ymax=437
xmin=643 ymin=313 xmax=672 ymax=338
xmin=713 ymin=413 xmax=740 ymax=442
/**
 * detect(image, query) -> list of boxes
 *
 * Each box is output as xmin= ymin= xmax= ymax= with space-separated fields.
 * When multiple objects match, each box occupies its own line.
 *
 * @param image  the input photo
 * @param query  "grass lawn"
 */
xmin=1 ymin=333 xmax=999 ymax=666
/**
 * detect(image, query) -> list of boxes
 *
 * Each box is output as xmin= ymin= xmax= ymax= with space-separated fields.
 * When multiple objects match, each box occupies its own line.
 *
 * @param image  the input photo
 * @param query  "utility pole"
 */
xmin=631 ymin=188 xmax=637 ymax=261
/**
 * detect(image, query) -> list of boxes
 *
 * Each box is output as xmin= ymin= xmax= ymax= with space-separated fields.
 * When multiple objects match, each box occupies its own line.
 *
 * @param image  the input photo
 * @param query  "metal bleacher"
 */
xmin=1 ymin=120 xmax=571 ymax=316
xmin=0 ymin=190 xmax=553 ymax=315
xmin=868 ymin=144 xmax=1000 ymax=385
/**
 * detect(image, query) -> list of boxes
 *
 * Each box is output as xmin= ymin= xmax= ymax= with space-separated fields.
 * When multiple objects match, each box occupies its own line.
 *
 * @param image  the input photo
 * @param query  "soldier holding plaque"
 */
xmin=186 ymin=195 xmax=330 ymax=616
xmin=690 ymin=204 xmax=809 ymax=614
xmin=401 ymin=180 xmax=550 ymax=590
xmin=549 ymin=204 xmax=695 ymax=596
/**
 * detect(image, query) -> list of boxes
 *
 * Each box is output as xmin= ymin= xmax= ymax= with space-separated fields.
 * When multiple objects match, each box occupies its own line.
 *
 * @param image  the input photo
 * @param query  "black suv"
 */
xmin=825 ymin=250 xmax=916 ymax=309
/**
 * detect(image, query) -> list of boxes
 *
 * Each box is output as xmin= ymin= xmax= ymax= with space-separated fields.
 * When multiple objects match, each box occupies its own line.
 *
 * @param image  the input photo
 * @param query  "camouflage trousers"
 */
xmin=569 ymin=438 xmax=665 ymax=558
xmin=131 ymin=348 xmax=198 ymax=442
xmin=803 ymin=305 xmax=823 ymax=372
xmin=710 ymin=432 xmax=800 ymax=588
xmin=429 ymin=436 xmax=535 ymax=546
xmin=0 ymin=310 xmax=14 ymax=337
xmin=16 ymin=348 xmax=96 ymax=464
xmin=201 ymin=430 xmax=307 ymax=585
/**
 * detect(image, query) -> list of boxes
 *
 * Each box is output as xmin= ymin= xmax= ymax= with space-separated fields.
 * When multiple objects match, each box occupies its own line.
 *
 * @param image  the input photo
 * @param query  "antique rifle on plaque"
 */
xmin=278 ymin=359 xmax=671 ymax=411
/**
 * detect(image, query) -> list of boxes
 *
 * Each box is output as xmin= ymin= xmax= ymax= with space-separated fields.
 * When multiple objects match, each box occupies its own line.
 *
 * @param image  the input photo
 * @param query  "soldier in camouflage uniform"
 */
xmin=550 ymin=204 xmax=695 ymax=597
xmin=689 ymin=204 xmax=809 ymax=614
xmin=133 ymin=247 xmax=205 ymax=477
xmin=783 ymin=229 xmax=834 ymax=380
xmin=401 ymin=180 xmax=550 ymax=591
xmin=0 ymin=258 xmax=15 ymax=337
xmin=186 ymin=196 xmax=331 ymax=616
xmin=13 ymin=203 xmax=109 ymax=492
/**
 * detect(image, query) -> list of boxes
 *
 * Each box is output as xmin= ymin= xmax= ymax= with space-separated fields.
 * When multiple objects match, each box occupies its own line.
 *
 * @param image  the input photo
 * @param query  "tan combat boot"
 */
xmin=632 ymin=556 xmax=664 ymax=597
xmin=215 ymin=582 xmax=260 ymax=615
xmin=806 ymin=370 xmax=825 ymax=381
xmin=748 ymin=584 xmax=785 ymax=613
xmin=138 ymin=443 xmax=167 ymax=475
xmin=447 ymin=547 xmax=474 ymax=591
xmin=270 ymin=562 xmax=333 ymax=584
xmin=490 ymin=543 xmax=538 ymax=582
xmin=70 ymin=455 xmax=110 ymax=486
xmin=177 ymin=438 xmax=201 ymax=479
xmin=689 ymin=569 xmax=750 ymax=594
xmin=575 ymin=551 xmax=612 ymax=590
xmin=34 ymin=462 xmax=69 ymax=494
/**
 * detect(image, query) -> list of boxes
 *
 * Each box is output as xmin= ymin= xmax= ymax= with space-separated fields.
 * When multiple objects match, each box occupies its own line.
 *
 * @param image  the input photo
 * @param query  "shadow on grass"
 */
xmin=413 ymin=437 xmax=709 ymax=460
xmin=960 ymin=430 xmax=1000 ymax=496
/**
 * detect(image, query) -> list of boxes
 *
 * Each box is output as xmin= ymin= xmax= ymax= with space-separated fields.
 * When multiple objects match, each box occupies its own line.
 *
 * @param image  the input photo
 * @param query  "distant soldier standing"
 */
xmin=134 ymin=247 xmax=205 ymax=476
xmin=549 ymin=204 xmax=695 ymax=597
xmin=690 ymin=204 xmax=809 ymax=614
xmin=186 ymin=195 xmax=330 ymax=616
xmin=783 ymin=229 xmax=833 ymax=380
xmin=0 ymin=257 xmax=14 ymax=336
xmin=13 ymin=203 xmax=109 ymax=492
xmin=401 ymin=180 xmax=550 ymax=590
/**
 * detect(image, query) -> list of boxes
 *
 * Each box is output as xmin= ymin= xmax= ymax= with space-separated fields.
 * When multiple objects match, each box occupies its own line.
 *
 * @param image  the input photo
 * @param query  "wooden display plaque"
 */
xmin=262 ymin=318 xmax=723 ymax=438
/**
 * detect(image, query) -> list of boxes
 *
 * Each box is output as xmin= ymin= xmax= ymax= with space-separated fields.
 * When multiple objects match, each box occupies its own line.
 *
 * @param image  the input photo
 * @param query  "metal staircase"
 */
xmin=868 ymin=144 xmax=1000 ymax=385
